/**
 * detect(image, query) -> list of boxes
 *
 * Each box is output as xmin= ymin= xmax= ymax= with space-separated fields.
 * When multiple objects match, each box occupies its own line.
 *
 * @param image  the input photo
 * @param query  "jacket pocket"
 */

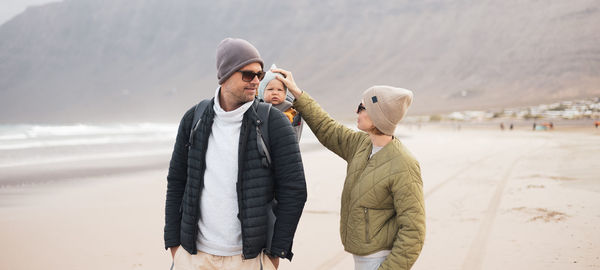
xmin=364 ymin=208 xmax=370 ymax=243
xmin=363 ymin=208 xmax=395 ymax=243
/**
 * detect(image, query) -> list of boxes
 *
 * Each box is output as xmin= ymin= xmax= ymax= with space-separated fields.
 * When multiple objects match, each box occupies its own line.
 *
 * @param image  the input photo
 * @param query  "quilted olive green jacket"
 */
xmin=294 ymin=93 xmax=425 ymax=269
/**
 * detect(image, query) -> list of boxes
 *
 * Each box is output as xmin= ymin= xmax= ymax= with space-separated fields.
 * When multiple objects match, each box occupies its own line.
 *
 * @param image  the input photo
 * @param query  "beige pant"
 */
xmin=172 ymin=248 xmax=276 ymax=270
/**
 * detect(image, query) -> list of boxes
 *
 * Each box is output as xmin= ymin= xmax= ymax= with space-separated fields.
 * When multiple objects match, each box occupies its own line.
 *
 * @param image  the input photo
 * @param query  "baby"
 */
xmin=258 ymin=64 xmax=303 ymax=141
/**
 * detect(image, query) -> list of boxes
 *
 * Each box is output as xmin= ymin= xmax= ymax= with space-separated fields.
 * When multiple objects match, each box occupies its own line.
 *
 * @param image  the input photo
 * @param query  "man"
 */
xmin=164 ymin=38 xmax=307 ymax=270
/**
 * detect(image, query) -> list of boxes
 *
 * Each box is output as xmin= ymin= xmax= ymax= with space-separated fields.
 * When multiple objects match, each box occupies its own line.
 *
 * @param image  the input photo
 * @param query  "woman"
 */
xmin=272 ymin=68 xmax=425 ymax=270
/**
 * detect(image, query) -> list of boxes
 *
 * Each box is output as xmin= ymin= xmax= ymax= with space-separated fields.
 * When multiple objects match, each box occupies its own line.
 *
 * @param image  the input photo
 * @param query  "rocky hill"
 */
xmin=1 ymin=0 xmax=599 ymax=123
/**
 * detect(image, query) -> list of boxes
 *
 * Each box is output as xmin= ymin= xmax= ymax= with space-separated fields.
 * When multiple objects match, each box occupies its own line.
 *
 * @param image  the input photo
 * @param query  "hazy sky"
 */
xmin=0 ymin=0 xmax=59 ymax=25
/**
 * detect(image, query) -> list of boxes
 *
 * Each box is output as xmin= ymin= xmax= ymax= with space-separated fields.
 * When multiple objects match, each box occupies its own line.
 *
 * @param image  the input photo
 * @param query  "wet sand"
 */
xmin=0 ymin=126 xmax=598 ymax=269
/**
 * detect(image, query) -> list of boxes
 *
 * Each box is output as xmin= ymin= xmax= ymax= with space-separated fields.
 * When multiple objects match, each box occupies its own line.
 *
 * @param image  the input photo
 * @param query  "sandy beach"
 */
xmin=1 ymin=125 xmax=599 ymax=269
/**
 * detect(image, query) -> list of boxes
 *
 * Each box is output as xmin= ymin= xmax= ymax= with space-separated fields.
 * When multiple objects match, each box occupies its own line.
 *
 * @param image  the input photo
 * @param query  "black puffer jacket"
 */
xmin=164 ymin=98 xmax=307 ymax=260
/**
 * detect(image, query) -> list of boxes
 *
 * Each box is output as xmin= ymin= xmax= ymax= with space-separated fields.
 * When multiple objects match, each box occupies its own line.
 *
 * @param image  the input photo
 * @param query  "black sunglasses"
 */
xmin=356 ymin=103 xmax=366 ymax=114
xmin=238 ymin=70 xmax=265 ymax=82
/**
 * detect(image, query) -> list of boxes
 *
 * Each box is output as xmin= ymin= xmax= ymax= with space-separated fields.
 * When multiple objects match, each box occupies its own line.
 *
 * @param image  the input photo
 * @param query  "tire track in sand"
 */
xmin=462 ymin=143 xmax=547 ymax=270
xmin=424 ymin=152 xmax=499 ymax=199
xmin=461 ymin=156 xmax=521 ymax=270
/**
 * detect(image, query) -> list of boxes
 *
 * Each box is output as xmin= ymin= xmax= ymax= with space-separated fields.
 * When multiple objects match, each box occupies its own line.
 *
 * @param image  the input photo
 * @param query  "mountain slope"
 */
xmin=1 ymin=0 xmax=599 ymax=123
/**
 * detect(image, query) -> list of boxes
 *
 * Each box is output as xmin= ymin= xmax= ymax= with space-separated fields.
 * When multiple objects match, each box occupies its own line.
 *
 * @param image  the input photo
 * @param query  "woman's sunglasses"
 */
xmin=238 ymin=70 xmax=266 ymax=82
xmin=356 ymin=103 xmax=366 ymax=114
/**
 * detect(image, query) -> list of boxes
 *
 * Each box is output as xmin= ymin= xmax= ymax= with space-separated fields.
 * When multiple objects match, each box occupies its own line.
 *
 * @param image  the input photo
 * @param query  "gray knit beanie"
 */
xmin=362 ymin=86 xmax=413 ymax=136
xmin=216 ymin=38 xmax=264 ymax=84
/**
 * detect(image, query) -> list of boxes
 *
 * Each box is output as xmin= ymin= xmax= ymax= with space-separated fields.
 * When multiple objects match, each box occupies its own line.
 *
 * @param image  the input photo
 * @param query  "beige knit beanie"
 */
xmin=362 ymin=86 xmax=413 ymax=135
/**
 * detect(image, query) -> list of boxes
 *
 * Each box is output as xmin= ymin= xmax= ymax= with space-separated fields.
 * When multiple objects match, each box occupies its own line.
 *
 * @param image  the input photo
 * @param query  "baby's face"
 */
xmin=263 ymin=80 xmax=286 ymax=105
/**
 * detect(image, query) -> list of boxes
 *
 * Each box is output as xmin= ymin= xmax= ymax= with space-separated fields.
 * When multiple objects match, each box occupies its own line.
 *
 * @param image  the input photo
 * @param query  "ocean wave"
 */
xmin=0 ymin=123 xmax=177 ymax=150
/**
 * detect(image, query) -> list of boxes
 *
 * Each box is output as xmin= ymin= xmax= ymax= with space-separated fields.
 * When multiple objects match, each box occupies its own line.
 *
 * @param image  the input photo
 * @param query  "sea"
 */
xmin=0 ymin=123 xmax=178 ymax=186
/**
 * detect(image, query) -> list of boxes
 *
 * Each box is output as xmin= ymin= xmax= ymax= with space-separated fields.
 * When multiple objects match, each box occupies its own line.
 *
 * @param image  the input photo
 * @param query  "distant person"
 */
xmin=164 ymin=38 xmax=307 ymax=270
xmin=257 ymin=64 xmax=303 ymax=141
xmin=273 ymin=67 xmax=425 ymax=270
xmin=595 ymin=121 xmax=599 ymax=128
xmin=533 ymin=122 xmax=537 ymax=131
xmin=550 ymin=122 xmax=554 ymax=129
xmin=500 ymin=122 xmax=505 ymax=131
xmin=509 ymin=123 xmax=514 ymax=130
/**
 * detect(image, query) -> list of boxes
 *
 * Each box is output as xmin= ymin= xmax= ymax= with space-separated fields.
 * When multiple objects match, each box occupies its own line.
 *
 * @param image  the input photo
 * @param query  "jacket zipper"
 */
xmin=192 ymin=113 xmax=210 ymax=254
xmin=238 ymin=116 xmax=251 ymax=259
xmin=364 ymin=207 xmax=370 ymax=243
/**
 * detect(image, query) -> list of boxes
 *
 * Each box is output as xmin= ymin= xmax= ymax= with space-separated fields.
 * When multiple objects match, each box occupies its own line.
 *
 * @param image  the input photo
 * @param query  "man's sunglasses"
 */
xmin=356 ymin=103 xmax=366 ymax=114
xmin=238 ymin=70 xmax=266 ymax=82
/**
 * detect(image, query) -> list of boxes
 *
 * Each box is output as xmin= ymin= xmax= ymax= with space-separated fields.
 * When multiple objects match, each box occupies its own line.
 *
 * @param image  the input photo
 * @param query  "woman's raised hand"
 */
xmin=272 ymin=68 xmax=303 ymax=99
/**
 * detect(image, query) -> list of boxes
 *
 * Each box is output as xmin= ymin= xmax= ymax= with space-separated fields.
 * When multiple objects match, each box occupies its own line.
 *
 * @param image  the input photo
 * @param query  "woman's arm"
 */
xmin=382 ymin=168 xmax=426 ymax=269
xmin=272 ymin=68 xmax=366 ymax=161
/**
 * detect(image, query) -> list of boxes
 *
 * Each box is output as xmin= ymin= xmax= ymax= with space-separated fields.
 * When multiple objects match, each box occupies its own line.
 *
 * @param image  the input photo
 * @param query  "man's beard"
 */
xmin=236 ymin=92 xmax=254 ymax=106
